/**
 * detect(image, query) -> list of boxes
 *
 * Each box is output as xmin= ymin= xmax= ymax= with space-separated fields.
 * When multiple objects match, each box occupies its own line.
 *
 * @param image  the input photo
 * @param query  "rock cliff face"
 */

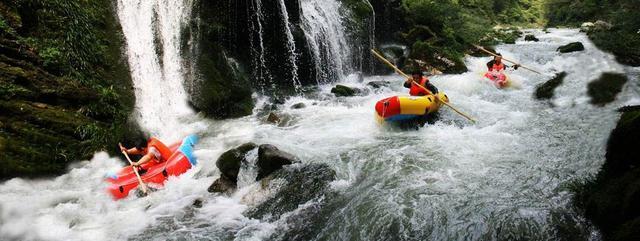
xmin=575 ymin=106 xmax=640 ymax=241
xmin=0 ymin=0 xmax=136 ymax=178
xmin=185 ymin=0 xmax=375 ymax=113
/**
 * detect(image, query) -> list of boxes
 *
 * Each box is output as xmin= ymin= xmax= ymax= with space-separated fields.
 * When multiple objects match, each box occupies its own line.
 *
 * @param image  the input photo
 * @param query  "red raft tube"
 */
xmin=106 ymin=134 xmax=198 ymax=200
xmin=484 ymin=71 xmax=509 ymax=88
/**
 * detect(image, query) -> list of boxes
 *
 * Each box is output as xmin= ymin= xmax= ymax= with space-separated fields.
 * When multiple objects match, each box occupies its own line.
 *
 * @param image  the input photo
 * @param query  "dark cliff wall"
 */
xmin=0 ymin=0 xmax=136 ymax=178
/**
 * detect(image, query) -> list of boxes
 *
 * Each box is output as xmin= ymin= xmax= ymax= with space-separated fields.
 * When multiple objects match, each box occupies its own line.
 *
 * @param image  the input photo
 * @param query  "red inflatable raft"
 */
xmin=106 ymin=135 xmax=198 ymax=200
xmin=484 ymin=71 xmax=509 ymax=88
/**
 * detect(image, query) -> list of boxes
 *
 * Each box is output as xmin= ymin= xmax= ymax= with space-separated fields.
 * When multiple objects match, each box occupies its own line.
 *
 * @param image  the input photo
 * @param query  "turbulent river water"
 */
xmin=1 ymin=29 xmax=639 ymax=241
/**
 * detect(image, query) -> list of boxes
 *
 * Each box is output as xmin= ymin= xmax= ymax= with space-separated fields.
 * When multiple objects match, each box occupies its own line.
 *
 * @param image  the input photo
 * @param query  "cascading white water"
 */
xmin=116 ymin=0 xmax=194 ymax=141
xmin=301 ymin=0 xmax=352 ymax=83
xmin=1 ymin=26 xmax=638 ymax=241
xmin=278 ymin=0 xmax=302 ymax=90
xmin=248 ymin=0 xmax=273 ymax=91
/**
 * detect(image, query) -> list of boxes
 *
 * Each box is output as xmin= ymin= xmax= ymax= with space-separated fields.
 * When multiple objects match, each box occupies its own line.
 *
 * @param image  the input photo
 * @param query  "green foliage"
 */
xmin=545 ymin=0 xmax=640 ymax=66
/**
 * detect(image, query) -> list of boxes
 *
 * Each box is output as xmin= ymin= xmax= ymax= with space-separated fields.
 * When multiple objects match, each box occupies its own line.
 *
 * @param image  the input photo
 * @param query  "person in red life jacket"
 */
xmin=120 ymin=137 xmax=172 ymax=167
xmin=403 ymin=70 xmax=438 ymax=96
xmin=486 ymin=54 xmax=520 ymax=73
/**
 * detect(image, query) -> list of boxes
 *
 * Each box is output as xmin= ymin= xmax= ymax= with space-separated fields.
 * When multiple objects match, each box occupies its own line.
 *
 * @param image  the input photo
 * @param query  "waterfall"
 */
xmin=248 ymin=0 xmax=273 ymax=92
xmin=116 ymin=0 xmax=194 ymax=140
xmin=301 ymin=0 xmax=352 ymax=84
xmin=278 ymin=0 xmax=301 ymax=90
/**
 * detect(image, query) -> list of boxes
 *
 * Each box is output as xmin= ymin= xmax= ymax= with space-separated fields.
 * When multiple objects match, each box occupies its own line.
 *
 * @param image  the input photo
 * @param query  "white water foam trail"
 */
xmin=301 ymin=0 xmax=352 ymax=83
xmin=1 ymin=29 xmax=638 ymax=241
xmin=116 ymin=0 xmax=194 ymax=141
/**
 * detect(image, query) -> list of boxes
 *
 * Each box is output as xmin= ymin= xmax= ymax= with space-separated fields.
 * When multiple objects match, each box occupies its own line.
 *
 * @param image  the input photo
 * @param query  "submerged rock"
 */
xmin=257 ymin=144 xmax=299 ymax=180
xmin=331 ymin=85 xmax=357 ymax=97
xmin=245 ymin=163 xmax=336 ymax=220
xmin=587 ymin=73 xmax=628 ymax=106
xmin=535 ymin=72 xmax=567 ymax=100
xmin=524 ymin=34 xmax=539 ymax=42
xmin=291 ymin=103 xmax=306 ymax=109
xmin=266 ymin=112 xmax=282 ymax=124
xmin=557 ymin=42 xmax=585 ymax=53
xmin=367 ymin=80 xmax=391 ymax=89
xmin=208 ymin=143 xmax=257 ymax=194
xmin=575 ymin=106 xmax=640 ymax=241
xmin=208 ymin=175 xmax=237 ymax=194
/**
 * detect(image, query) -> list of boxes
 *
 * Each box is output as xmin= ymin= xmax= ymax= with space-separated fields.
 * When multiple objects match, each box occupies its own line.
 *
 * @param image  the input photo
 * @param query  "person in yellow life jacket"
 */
xmin=120 ymin=137 xmax=172 ymax=167
xmin=403 ymin=70 xmax=438 ymax=96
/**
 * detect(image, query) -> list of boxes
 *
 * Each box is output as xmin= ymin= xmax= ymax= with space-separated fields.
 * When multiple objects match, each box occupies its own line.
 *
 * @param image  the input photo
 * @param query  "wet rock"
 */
xmin=256 ymin=144 xmax=299 ymax=180
xmin=535 ymin=72 xmax=566 ymax=99
xmin=593 ymin=20 xmax=613 ymax=32
xmin=192 ymin=199 xmax=203 ymax=208
xmin=331 ymin=85 xmax=357 ymax=97
xmin=557 ymin=42 xmax=585 ymax=53
xmin=246 ymin=163 xmax=336 ymax=220
xmin=524 ymin=34 xmax=539 ymax=42
xmin=291 ymin=103 xmax=306 ymax=109
xmin=575 ymin=106 xmax=640 ymax=240
xmin=208 ymin=175 xmax=237 ymax=194
xmin=580 ymin=22 xmax=595 ymax=32
xmin=587 ymin=73 xmax=628 ymax=106
xmin=217 ymin=143 xmax=257 ymax=182
xmin=209 ymin=143 xmax=257 ymax=194
xmin=367 ymin=80 xmax=391 ymax=89
xmin=266 ymin=112 xmax=281 ymax=124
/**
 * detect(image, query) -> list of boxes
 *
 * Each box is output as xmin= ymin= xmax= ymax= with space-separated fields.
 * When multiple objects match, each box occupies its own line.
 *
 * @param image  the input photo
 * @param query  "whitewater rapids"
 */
xmin=1 ymin=29 xmax=639 ymax=241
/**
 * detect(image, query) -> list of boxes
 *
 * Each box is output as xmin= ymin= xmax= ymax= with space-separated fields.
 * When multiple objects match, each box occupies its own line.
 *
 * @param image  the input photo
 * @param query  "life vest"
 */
xmin=147 ymin=137 xmax=172 ymax=162
xmin=409 ymin=77 xmax=431 ymax=96
xmin=490 ymin=62 xmax=505 ymax=72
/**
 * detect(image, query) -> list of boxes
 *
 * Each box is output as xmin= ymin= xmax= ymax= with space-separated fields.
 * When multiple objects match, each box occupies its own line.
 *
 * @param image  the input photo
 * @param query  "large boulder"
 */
xmin=256 ymin=144 xmax=299 ymax=180
xmin=575 ymin=106 xmax=640 ymax=241
xmin=587 ymin=73 xmax=628 ymax=106
xmin=245 ymin=163 xmax=336 ymax=220
xmin=216 ymin=143 xmax=257 ymax=182
xmin=557 ymin=42 xmax=585 ymax=53
xmin=208 ymin=143 xmax=257 ymax=193
xmin=535 ymin=72 xmax=566 ymax=100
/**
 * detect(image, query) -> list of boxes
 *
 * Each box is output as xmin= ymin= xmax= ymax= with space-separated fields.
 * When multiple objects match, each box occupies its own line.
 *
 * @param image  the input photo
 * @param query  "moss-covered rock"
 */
xmin=331 ymin=84 xmax=357 ymax=97
xmin=575 ymin=106 xmax=640 ymax=241
xmin=557 ymin=42 xmax=585 ymax=53
xmin=587 ymin=73 xmax=628 ymax=106
xmin=0 ymin=0 xmax=136 ymax=178
xmin=535 ymin=72 xmax=566 ymax=99
xmin=185 ymin=1 xmax=254 ymax=118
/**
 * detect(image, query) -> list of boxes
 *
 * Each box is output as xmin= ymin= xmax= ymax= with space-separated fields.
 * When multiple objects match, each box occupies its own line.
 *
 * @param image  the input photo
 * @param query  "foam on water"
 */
xmin=1 ymin=29 xmax=638 ymax=241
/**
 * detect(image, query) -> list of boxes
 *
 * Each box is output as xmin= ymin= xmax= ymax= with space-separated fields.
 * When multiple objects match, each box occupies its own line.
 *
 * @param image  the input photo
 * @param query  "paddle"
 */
xmin=119 ymin=143 xmax=149 ymax=195
xmin=371 ymin=49 xmax=476 ymax=123
xmin=472 ymin=44 xmax=542 ymax=75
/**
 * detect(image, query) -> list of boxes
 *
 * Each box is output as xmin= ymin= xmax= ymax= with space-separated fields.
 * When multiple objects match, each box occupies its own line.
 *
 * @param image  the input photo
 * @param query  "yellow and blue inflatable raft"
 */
xmin=375 ymin=93 xmax=449 ymax=124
